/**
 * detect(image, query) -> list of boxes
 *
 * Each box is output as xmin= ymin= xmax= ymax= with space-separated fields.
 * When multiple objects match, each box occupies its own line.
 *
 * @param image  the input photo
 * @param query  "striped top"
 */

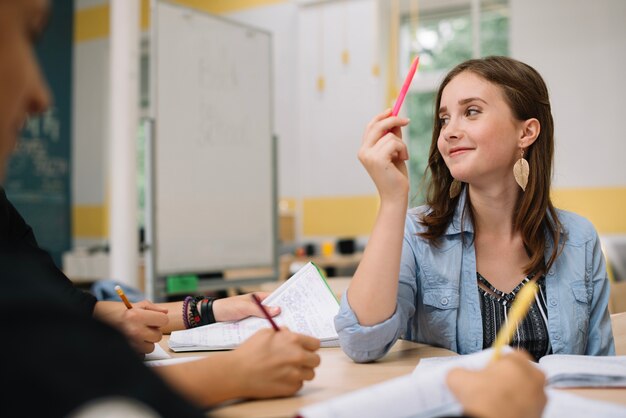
xmin=478 ymin=272 xmax=551 ymax=361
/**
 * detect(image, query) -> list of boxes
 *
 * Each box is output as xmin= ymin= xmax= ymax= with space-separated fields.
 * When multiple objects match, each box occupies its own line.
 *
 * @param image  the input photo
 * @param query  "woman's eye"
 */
xmin=466 ymin=108 xmax=481 ymax=117
xmin=439 ymin=116 xmax=450 ymax=126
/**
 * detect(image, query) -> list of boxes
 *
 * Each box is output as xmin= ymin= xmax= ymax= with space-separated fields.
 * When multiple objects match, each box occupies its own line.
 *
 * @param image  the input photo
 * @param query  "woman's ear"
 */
xmin=519 ymin=118 xmax=540 ymax=148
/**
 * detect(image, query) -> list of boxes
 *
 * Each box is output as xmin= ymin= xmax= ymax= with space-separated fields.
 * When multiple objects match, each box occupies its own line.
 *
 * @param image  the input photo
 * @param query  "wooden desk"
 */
xmin=612 ymin=312 xmax=626 ymax=358
xmin=159 ymin=313 xmax=626 ymax=417
xmin=159 ymin=338 xmax=455 ymax=418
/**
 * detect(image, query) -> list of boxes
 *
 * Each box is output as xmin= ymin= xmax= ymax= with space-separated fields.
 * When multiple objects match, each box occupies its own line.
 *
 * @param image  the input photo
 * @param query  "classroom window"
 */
xmin=400 ymin=0 xmax=509 ymax=204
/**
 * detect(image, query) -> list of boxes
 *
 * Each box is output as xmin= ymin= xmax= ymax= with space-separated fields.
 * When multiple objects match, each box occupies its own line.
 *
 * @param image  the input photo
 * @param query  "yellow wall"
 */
xmin=295 ymin=187 xmax=626 ymax=237
xmin=73 ymin=205 xmax=109 ymax=238
xmin=74 ymin=187 xmax=626 ymax=238
xmin=302 ymin=196 xmax=380 ymax=237
xmin=551 ymin=187 xmax=626 ymax=234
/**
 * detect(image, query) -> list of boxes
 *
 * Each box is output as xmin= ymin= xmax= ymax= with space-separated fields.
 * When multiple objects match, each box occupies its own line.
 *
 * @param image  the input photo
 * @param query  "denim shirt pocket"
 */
xmin=570 ymin=279 xmax=590 ymax=334
xmin=420 ymin=288 xmax=459 ymax=345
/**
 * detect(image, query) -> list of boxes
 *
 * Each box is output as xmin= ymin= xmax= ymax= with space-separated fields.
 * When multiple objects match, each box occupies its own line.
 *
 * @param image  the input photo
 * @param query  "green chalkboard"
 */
xmin=5 ymin=0 xmax=74 ymax=266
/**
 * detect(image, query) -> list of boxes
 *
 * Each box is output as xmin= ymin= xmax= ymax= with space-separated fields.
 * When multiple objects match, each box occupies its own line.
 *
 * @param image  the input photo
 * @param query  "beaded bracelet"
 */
xmin=187 ymin=295 xmax=205 ymax=328
xmin=182 ymin=295 xmax=193 ymax=329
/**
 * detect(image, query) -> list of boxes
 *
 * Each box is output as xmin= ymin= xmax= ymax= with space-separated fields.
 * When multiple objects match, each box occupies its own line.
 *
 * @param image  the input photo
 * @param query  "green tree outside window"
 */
xmin=403 ymin=2 xmax=509 ymax=205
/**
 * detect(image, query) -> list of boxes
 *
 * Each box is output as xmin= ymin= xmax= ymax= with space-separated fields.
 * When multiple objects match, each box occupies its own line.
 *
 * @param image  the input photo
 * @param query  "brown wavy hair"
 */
xmin=419 ymin=56 xmax=563 ymax=275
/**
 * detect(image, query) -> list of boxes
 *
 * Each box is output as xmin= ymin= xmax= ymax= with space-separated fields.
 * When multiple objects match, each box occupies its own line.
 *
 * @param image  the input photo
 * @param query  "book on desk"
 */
xmin=168 ymin=262 xmax=340 ymax=351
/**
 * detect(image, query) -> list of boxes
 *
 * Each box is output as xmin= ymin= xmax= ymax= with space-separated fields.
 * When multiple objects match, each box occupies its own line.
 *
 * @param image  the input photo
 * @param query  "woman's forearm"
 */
xmin=347 ymin=200 xmax=407 ymax=325
xmin=153 ymin=353 xmax=242 ymax=407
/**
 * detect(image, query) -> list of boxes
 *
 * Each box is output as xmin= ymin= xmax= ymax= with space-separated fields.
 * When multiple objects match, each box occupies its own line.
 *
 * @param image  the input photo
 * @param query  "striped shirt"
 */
xmin=478 ymin=272 xmax=551 ymax=361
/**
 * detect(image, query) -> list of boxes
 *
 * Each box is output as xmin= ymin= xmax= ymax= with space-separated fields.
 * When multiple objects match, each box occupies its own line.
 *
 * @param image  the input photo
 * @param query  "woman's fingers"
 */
xmin=371 ymin=135 xmax=409 ymax=162
xmin=362 ymin=113 xmax=409 ymax=148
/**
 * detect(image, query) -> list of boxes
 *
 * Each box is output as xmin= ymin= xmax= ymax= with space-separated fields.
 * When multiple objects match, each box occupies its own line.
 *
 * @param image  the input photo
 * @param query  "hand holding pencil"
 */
xmin=447 ymin=350 xmax=547 ymax=418
xmin=108 ymin=285 xmax=169 ymax=354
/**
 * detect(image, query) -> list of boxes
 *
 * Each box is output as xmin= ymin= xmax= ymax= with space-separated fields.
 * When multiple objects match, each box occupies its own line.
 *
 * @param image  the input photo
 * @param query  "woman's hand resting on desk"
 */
xmin=358 ymin=109 xmax=410 ymax=203
xmin=93 ymin=300 xmax=169 ymax=355
xmin=213 ymin=292 xmax=281 ymax=322
xmin=229 ymin=327 xmax=321 ymax=399
xmin=446 ymin=350 xmax=547 ymax=418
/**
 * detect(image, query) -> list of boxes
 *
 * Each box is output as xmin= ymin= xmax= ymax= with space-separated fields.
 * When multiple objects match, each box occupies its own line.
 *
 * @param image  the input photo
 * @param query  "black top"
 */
xmin=478 ymin=273 xmax=551 ymax=362
xmin=0 ymin=188 xmax=97 ymax=315
xmin=0 ymin=190 xmax=205 ymax=418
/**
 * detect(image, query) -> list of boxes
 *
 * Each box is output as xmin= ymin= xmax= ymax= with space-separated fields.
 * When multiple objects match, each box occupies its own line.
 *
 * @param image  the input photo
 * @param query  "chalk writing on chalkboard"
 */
xmin=8 ymin=107 xmax=68 ymax=194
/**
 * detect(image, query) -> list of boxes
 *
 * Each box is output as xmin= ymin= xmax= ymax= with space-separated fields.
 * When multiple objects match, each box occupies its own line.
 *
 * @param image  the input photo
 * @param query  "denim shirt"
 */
xmin=335 ymin=191 xmax=615 ymax=363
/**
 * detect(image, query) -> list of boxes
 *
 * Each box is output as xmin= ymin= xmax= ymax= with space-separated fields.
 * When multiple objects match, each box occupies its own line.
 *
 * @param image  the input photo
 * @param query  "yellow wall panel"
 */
xmin=302 ymin=196 xmax=379 ymax=237
xmin=552 ymin=187 xmax=626 ymax=234
xmin=173 ymin=0 xmax=287 ymax=14
xmin=74 ymin=5 xmax=109 ymax=42
xmin=73 ymin=205 xmax=108 ymax=238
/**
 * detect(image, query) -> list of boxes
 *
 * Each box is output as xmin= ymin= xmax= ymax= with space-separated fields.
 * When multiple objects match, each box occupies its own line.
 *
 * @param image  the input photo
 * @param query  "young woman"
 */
xmin=337 ymin=56 xmax=614 ymax=363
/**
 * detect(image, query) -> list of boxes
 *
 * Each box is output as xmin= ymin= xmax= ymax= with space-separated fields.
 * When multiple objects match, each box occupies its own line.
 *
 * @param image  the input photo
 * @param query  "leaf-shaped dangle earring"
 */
xmin=449 ymin=178 xmax=462 ymax=199
xmin=513 ymin=149 xmax=529 ymax=191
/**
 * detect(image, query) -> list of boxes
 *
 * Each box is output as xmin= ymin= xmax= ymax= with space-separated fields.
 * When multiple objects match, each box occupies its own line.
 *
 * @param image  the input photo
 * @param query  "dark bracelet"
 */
xmin=188 ymin=295 xmax=204 ymax=328
xmin=200 ymin=297 xmax=217 ymax=325
xmin=182 ymin=296 xmax=193 ymax=329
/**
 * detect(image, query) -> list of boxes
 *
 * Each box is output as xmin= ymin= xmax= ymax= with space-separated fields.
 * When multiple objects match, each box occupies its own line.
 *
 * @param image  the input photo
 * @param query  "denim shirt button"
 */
xmin=441 ymin=297 xmax=449 ymax=306
xmin=548 ymin=269 xmax=555 ymax=276
xmin=550 ymin=298 xmax=557 ymax=306
xmin=554 ymin=334 xmax=561 ymax=340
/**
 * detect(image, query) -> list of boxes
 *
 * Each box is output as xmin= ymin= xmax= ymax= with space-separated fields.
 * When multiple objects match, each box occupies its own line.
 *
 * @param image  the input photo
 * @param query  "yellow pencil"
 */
xmin=490 ymin=280 xmax=539 ymax=362
xmin=114 ymin=285 xmax=133 ymax=309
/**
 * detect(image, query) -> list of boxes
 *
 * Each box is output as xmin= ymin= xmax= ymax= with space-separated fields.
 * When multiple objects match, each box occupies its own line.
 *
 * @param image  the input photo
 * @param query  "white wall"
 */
xmin=296 ymin=0 xmax=383 ymax=198
xmin=72 ymin=39 xmax=109 ymax=207
xmin=73 ymin=0 xmax=110 ymax=248
xmin=228 ymin=3 xmax=301 ymax=198
xmin=229 ymin=0 xmax=384 ymax=200
xmin=510 ymin=0 xmax=626 ymax=188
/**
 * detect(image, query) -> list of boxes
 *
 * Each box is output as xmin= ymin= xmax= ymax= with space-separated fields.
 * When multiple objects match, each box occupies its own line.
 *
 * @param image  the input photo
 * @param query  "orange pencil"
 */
xmin=114 ymin=285 xmax=133 ymax=309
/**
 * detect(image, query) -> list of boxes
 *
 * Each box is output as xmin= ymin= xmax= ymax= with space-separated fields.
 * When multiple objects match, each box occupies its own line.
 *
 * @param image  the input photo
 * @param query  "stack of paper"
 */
xmin=168 ymin=262 xmax=340 ymax=352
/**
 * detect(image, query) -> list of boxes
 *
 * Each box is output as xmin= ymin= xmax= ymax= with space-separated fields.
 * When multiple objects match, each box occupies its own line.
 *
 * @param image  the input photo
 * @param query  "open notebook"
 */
xmin=168 ymin=262 xmax=340 ymax=351
xmin=415 ymin=353 xmax=626 ymax=388
xmin=298 ymin=349 xmax=626 ymax=418
xmin=538 ymin=354 xmax=626 ymax=388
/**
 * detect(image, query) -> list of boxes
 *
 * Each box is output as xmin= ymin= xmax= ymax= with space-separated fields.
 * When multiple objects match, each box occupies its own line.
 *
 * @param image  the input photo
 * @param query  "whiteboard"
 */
xmin=150 ymin=1 xmax=276 ymax=276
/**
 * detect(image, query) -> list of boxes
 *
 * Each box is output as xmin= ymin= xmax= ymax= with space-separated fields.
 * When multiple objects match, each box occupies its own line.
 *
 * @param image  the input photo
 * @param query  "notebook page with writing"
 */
xmin=169 ymin=262 xmax=339 ymax=351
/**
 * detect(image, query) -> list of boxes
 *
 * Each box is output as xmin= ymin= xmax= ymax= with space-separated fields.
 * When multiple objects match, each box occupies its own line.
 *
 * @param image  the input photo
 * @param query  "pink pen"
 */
xmin=391 ymin=56 xmax=420 ymax=116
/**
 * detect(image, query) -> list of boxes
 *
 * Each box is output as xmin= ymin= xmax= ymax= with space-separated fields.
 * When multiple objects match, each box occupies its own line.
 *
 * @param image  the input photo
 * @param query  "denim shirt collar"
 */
xmin=441 ymin=187 xmax=565 ymax=247
xmin=443 ymin=187 xmax=474 ymax=236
